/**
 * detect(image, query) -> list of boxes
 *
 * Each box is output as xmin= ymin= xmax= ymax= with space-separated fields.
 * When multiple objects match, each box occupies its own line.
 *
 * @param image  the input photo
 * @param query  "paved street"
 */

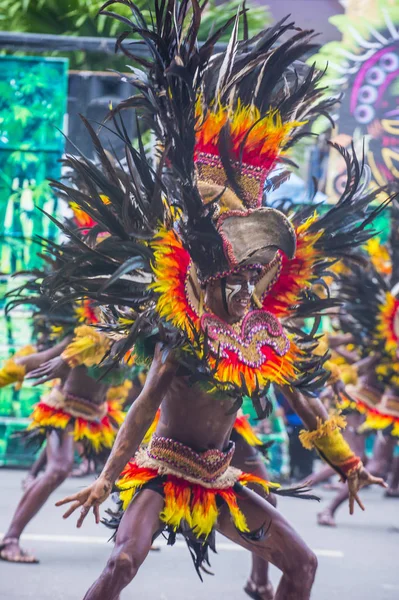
xmin=0 ymin=468 xmax=398 ymax=599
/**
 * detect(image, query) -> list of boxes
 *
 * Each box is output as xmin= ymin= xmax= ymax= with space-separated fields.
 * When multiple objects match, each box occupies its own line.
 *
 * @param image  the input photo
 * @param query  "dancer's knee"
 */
xmin=45 ymin=462 xmax=72 ymax=486
xmin=106 ymin=548 xmax=141 ymax=586
xmin=286 ymin=544 xmax=318 ymax=585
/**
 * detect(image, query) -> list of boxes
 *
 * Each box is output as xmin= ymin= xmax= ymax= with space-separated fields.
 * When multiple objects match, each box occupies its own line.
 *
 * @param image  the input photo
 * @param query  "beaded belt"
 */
xmin=145 ymin=435 xmax=236 ymax=485
xmin=42 ymin=387 xmax=107 ymax=421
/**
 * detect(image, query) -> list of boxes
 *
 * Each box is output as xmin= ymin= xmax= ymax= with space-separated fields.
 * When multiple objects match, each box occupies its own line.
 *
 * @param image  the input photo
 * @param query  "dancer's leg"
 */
xmin=232 ymin=435 xmax=275 ymax=599
xmin=83 ymin=488 xmax=163 ymax=600
xmin=22 ymin=446 xmax=48 ymax=490
xmin=217 ymin=486 xmax=317 ymax=600
xmin=365 ymin=434 xmax=396 ymax=476
xmin=1 ymin=428 xmax=74 ymax=562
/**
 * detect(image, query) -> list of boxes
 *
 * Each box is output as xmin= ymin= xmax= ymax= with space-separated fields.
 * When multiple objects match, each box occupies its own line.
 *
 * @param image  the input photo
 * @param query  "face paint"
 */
xmin=226 ymin=281 xmax=255 ymax=302
xmin=225 ymin=283 xmax=242 ymax=302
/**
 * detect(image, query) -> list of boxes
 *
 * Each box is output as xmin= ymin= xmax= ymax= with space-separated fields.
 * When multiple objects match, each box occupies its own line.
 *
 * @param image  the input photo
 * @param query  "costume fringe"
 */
xmin=117 ymin=461 xmax=280 ymax=539
xmin=25 ymin=400 xmax=124 ymax=456
xmin=106 ymin=380 xmax=133 ymax=404
xmin=142 ymin=409 xmax=161 ymax=446
xmin=299 ymin=414 xmax=347 ymax=450
xmin=233 ymin=415 xmax=264 ymax=447
xmin=359 ymin=411 xmax=399 ymax=437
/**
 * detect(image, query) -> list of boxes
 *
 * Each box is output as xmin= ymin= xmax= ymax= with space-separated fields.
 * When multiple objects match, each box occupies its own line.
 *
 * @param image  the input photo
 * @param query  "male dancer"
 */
xmin=0 ymin=325 xmax=125 ymax=563
xmin=57 ymin=271 xmax=385 ymax=600
xmin=15 ymin=2 xmax=390 ymax=595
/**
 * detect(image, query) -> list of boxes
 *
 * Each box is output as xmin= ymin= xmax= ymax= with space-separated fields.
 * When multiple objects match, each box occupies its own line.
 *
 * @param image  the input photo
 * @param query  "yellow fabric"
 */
xmin=299 ymin=414 xmax=355 ymax=465
xmin=323 ymin=360 xmax=341 ymax=385
xmin=60 ymin=325 xmax=111 ymax=368
xmin=0 ymin=359 xmax=26 ymax=388
xmin=14 ymin=345 xmax=36 ymax=359
xmin=339 ymin=364 xmax=358 ymax=386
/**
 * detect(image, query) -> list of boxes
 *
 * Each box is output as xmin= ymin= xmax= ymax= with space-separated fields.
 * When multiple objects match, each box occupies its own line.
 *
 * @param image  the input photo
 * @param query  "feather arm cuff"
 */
xmin=299 ymin=414 xmax=361 ymax=480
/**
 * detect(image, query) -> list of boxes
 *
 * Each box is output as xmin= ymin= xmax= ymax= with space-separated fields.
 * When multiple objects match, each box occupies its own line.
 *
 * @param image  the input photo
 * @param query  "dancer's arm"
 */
xmin=277 ymin=384 xmax=328 ymax=430
xmin=278 ymin=384 xmax=387 ymax=513
xmin=0 ymin=336 xmax=72 ymax=388
xmin=17 ymin=337 xmax=72 ymax=371
xmin=56 ymin=343 xmax=177 ymax=526
xmin=328 ymin=333 xmax=354 ymax=349
xmin=26 ymin=325 xmax=111 ymax=385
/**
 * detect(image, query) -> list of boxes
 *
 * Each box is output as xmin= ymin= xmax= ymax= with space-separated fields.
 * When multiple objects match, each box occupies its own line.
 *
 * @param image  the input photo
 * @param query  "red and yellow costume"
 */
xmin=36 ymin=2 xmax=385 ymax=573
xmin=118 ymin=435 xmax=276 ymax=542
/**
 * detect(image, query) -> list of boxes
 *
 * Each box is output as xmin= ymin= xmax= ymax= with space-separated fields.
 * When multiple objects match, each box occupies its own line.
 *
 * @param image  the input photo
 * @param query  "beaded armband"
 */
xmin=299 ymin=414 xmax=362 ymax=480
xmin=61 ymin=325 xmax=111 ymax=369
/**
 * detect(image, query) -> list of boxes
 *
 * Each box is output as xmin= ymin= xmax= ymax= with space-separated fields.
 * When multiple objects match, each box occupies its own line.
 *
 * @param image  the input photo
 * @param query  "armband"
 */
xmin=299 ymin=414 xmax=362 ymax=480
xmin=61 ymin=325 xmax=110 ymax=368
xmin=0 ymin=359 xmax=26 ymax=389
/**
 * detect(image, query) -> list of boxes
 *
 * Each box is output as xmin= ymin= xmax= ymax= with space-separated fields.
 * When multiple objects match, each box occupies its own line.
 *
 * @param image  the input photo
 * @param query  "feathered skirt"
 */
xmin=110 ymin=434 xmax=278 ymax=576
xmin=22 ymin=385 xmax=125 ymax=459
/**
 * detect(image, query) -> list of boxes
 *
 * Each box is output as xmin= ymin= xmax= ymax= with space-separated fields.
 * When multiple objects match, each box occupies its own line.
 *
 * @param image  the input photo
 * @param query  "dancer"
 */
xmin=315 ymin=221 xmax=399 ymax=526
xmin=0 ymin=321 xmax=125 ymax=563
xmin=34 ymin=4 xmax=388 ymax=598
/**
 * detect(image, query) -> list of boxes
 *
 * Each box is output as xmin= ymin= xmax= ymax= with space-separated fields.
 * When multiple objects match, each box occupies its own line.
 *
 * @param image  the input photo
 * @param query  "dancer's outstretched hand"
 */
xmin=55 ymin=477 xmax=112 ymax=527
xmin=26 ymin=357 xmax=70 ymax=386
xmin=347 ymin=465 xmax=387 ymax=515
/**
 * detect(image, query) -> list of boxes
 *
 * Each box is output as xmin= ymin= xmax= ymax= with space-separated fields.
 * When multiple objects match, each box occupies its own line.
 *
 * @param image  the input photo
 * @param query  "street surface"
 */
xmin=0 ymin=469 xmax=398 ymax=599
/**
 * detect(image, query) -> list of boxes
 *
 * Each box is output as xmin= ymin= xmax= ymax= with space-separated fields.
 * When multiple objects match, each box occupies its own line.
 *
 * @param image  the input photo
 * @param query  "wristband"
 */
xmin=299 ymin=414 xmax=362 ymax=480
xmin=0 ymin=359 xmax=26 ymax=389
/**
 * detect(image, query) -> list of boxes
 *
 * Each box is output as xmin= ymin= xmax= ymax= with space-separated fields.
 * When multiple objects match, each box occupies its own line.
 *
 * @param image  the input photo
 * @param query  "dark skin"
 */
xmin=118 ymin=363 xmax=275 ymax=599
xmin=316 ymin=358 xmax=388 ymax=527
xmin=307 ymin=352 xmax=381 ymax=490
xmin=14 ymin=336 xmax=72 ymax=374
xmin=57 ymin=271 xmax=385 ymax=600
xmin=0 ymin=356 xmax=109 ymax=563
xmin=232 ymin=432 xmax=275 ymax=600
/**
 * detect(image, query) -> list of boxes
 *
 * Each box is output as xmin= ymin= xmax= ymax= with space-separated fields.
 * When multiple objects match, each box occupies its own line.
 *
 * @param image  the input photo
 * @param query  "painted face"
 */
xmin=225 ymin=269 xmax=259 ymax=319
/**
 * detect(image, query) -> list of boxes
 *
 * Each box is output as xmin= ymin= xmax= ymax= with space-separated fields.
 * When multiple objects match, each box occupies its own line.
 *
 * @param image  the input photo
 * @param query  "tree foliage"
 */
xmin=0 ymin=0 xmax=270 ymax=70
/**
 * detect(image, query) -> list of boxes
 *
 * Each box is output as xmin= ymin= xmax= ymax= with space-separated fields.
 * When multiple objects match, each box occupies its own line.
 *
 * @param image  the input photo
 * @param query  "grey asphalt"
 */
xmin=0 ymin=469 xmax=398 ymax=600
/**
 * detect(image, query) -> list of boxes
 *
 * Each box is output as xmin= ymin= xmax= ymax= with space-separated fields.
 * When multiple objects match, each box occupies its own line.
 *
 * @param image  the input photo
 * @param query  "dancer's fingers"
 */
xmin=62 ymin=501 xmax=82 ymax=519
xmin=93 ymin=505 xmax=100 ymax=524
xmin=31 ymin=376 xmax=51 ymax=387
xmin=349 ymin=493 xmax=355 ymax=515
xmin=26 ymin=368 xmax=47 ymax=379
xmin=371 ymin=475 xmax=388 ymax=488
xmin=77 ymin=504 xmax=91 ymax=528
xmin=56 ymin=492 xmax=84 ymax=507
xmin=354 ymin=492 xmax=365 ymax=511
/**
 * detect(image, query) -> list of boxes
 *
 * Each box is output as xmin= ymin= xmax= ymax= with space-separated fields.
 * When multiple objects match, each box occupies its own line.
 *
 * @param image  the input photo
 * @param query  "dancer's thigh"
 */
xmin=114 ymin=488 xmax=164 ymax=552
xmin=217 ymin=486 xmax=312 ymax=573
